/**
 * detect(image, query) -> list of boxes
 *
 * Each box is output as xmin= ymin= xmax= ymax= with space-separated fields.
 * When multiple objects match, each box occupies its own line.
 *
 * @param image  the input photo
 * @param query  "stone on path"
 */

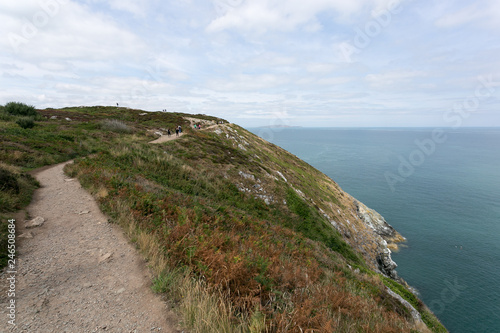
xmin=25 ymin=216 xmax=45 ymax=228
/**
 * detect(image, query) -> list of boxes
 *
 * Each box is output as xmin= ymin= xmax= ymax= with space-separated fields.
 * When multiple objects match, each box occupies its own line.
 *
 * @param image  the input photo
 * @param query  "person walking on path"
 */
xmin=167 ymin=128 xmax=171 ymax=137
xmin=175 ymin=127 xmax=179 ymax=137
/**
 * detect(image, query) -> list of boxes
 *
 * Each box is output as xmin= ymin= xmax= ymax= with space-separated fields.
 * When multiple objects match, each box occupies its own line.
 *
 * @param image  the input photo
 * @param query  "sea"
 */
xmin=247 ymin=127 xmax=500 ymax=333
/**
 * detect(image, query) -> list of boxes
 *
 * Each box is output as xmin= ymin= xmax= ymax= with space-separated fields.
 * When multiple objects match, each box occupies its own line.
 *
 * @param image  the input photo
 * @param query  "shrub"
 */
xmin=0 ymin=166 xmax=39 ymax=269
xmin=0 ymin=168 xmax=19 ymax=194
xmin=0 ymin=166 xmax=39 ymax=213
xmin=100 ymin=119 xmax=132 ymax=133
xmin=4 ymin=102 xmax=37 ymax=117
xmin=16 ymin=117 xmax=35 ymax=129
xmin=0 ymin=111 xmax=13 ymax=121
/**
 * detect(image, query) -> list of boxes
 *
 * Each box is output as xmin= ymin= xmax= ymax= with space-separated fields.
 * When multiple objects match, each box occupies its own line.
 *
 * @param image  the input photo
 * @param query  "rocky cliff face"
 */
xmin=211 ymin=124 xmax=407 ymax=279
xmin=355 ymin=200 xmax=406 ymax=280
xmin=320 ymin=197 xmax=406 ymax=279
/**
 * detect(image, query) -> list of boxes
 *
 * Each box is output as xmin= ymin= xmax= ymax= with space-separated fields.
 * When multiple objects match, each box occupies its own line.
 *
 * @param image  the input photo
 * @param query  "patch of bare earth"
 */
xmin=0 ymin=161 xmax=181 ymax=332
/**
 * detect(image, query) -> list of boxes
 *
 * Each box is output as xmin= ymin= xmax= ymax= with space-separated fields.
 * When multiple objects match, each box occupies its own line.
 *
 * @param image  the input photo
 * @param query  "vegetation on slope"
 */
xmin=0 ymin=104 xmax=446 ymax=332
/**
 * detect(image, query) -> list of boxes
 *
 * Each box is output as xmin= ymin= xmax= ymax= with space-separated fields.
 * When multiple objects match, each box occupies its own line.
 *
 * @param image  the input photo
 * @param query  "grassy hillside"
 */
xmin=0 ymin=104 xmax=446 ymax=332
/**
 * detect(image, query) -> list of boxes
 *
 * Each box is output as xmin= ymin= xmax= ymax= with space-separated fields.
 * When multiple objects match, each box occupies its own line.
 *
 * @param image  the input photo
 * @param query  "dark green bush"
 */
xmin=16 ymin=117 xmax=35 ymax=129
xmin=0 ymin=112 xmax=13 ymax=121
xmin=0 ymin=168 xmax=19 ymax=193
xmin=5 ymin=102 xmax=37 ymax=117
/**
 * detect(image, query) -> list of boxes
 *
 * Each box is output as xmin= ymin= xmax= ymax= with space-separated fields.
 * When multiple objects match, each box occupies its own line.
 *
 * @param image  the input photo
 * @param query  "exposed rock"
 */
xmin=25 ymin=216 xmax=45 ymax=228
xmin=19 ymin=231 xmax=34 ymax=239
xmin=50 ymin=116 xmax=57 ymax=120
xmin=255 ymin=194 xmax=273 ymax=205
xmin=294 ymin=188 xmax=305 ymax=197
xmin=355 ymin=200 xmax=406 ymax=280
xmin=385 ymin=287 xmax=422 ymax=324
xmin=238 ymin=170 xmax=255 ymax=180
xmin=65 ymin=117 xmax=72 ymax=121
xmin=377 ymin=247 xmax=399 ymax=280
xmin=98 ymin=252 xmax=113 ymax=263
xmin=276 ymin=170 xmax=287 ymax=182
xmin=356 ymin=200 xmax=401 ymax=239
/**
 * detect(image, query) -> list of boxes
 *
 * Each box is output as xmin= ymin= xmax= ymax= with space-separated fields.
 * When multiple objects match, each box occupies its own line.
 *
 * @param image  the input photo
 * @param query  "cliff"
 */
xmin=0 ymin=105 xmax=447 ymax=332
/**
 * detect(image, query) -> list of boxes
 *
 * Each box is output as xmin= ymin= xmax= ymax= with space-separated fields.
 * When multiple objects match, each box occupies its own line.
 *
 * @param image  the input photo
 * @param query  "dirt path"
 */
xmin=149 ymin=123 xmax=222 ymax=144
xmin=0 ymin=161 xmax=180 ymax=332
xmin=149 ymin=132 xmax=184 ymax=144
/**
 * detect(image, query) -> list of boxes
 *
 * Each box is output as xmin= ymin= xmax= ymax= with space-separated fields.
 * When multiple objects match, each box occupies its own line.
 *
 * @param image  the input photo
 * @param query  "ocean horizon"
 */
xmin=247 ymin=126 xmax=500 ymax=333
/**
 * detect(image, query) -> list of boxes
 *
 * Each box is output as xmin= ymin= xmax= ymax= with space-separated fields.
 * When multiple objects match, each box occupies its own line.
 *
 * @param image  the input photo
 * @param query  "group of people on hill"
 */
xmin=163 ymin=120 xmax=225 ymax=137
xmin=194 ymin=120 xmax=224 ymax=129
xmin=166 ymin=125 xmax=182 ymax=137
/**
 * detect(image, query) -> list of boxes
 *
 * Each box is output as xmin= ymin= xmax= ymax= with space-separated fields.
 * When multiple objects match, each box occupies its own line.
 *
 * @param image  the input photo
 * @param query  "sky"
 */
xmin=1 ymin=0 xmax=500 ymax=127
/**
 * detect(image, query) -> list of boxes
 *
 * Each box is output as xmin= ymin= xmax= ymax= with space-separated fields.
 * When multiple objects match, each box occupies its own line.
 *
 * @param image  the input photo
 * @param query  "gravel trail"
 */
xmin=1 ymin=161 xmax=180 ymax=332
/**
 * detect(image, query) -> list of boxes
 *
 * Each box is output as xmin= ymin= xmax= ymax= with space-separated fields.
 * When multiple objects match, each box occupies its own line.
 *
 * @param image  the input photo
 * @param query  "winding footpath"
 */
xmin=1 ymin=161 xmax=180 ymax=332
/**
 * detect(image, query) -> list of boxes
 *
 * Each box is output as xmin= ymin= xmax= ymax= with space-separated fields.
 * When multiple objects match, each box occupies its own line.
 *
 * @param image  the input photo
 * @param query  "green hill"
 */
xmin=0 ymin=104 xmax=446 ymax=332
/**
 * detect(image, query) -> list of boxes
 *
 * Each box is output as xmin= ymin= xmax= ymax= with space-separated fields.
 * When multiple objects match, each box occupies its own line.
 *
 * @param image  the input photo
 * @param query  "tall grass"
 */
xmin=100 ymin=119 xmax=133 ymax=133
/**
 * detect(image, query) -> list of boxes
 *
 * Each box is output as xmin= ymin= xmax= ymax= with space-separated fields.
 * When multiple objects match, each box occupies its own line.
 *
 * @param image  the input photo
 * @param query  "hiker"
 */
xmin=175 ymin=127 xmax=179 ymax=136
xmin=167 ymin=128 xmax=171 ymax=136
xmin=194 ymin=124 xmax=197 ymax=129
xmin=178 ymin=125 xmax=182 ymax=133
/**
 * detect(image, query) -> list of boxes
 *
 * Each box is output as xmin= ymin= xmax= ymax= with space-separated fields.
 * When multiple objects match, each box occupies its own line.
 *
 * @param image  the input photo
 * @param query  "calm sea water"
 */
xmin=247 ymin=127 xmax=500 ymax=333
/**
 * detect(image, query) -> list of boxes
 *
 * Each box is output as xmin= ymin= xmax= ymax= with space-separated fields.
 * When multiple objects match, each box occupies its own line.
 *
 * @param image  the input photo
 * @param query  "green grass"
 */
xmin=382 ymin=276 xmax=447 ymax=333
xmin=0 ymin=104 xmax=447 ymax=332
xmin=285 ymin=187 xmax=362 ymax=264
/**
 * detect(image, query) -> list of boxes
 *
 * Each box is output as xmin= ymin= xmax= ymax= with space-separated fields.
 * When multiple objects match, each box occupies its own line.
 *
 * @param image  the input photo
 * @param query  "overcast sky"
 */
xmin=1 ymin=0 xmax=499 ymax=127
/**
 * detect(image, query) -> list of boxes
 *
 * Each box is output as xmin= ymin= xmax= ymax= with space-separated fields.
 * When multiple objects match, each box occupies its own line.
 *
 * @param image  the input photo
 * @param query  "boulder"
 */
xmin=25 ymin=216 xmax=45 ymax=228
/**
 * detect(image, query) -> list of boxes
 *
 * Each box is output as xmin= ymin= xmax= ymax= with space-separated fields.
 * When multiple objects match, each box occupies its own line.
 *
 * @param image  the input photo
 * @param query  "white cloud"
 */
xmin=365 ymin=70 xmax=427 ymax=89
xmin=1 ymin=0 xmax=499 ymax=127
xmin=206 ymin=0 xmax=369 ymax=33
xmin=435 ymin=0 xmax=500 ymax=28
xmin=1 ymin=0 xmax=145 ymax=61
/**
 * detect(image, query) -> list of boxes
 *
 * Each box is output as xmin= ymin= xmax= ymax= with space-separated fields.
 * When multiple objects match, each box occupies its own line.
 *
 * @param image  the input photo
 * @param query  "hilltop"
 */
xmin=0 ymin=104 xmax=447 ymax=332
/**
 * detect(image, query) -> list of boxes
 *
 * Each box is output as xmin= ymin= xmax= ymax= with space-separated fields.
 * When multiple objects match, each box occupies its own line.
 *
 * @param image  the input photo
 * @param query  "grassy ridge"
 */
xmin=0 ymin=105 xmax=446 ymax=332
xmin=66 ymin=138 xmax=415 ymax=332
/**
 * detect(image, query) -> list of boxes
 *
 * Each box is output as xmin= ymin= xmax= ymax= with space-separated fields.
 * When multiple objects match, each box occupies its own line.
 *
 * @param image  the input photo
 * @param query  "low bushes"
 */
xmin=1 ymin=102 xmax=40 ymax=128
xmin=16 ymin=117 xmax=36 ymax=129
xmin=4 ymin=102 xmax=37 ymax=117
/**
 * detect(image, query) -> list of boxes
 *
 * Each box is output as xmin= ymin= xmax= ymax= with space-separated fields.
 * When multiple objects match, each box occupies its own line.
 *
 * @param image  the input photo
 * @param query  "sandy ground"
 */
xmin=0 ymin=161 xmax=181 ymax=332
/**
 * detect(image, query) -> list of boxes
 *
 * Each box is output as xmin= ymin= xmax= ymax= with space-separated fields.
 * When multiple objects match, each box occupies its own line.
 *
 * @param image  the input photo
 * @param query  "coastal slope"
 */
xmin=0 ymin=105 xmax=446 ymax=332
